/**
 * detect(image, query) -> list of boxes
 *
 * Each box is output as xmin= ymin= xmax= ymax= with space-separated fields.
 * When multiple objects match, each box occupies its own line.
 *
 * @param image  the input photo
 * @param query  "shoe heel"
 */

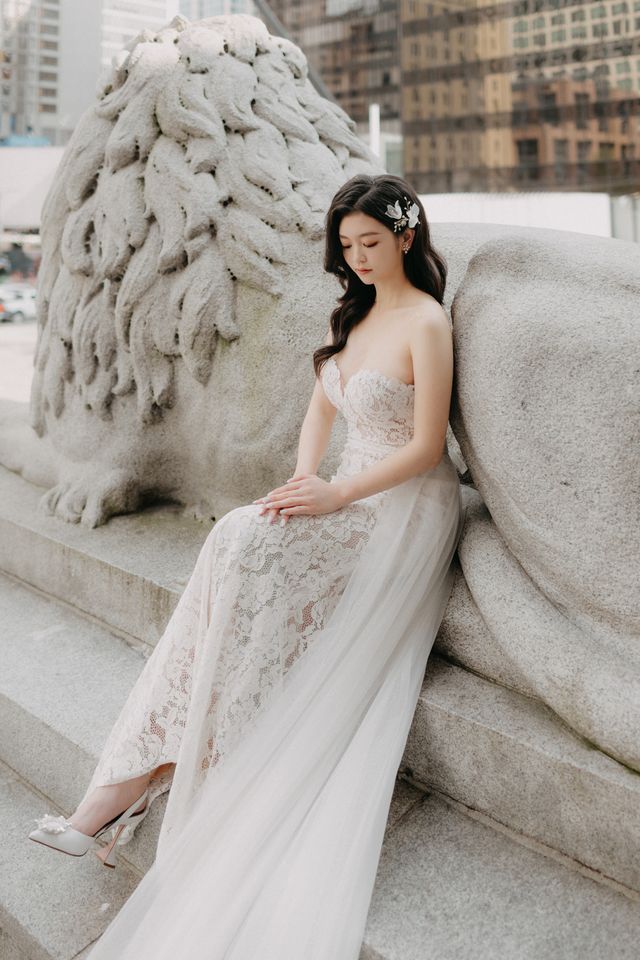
xmin=95 ymin=822 xmax=126 ymax=869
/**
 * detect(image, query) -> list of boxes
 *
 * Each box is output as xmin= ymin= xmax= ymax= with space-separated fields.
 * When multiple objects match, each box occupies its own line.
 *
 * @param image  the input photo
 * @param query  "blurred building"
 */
xmin=257 ymin=0 xmax=640 ymax=193
xmin=0 ymin=0 xmax=180 ymax=146
xmin=180 ymin=0 xmax=255 ymax=14
xmin=401 ymin=0 xmax=640 ymax=193
xmin=267 ymin=0 xmax=402 ymax=169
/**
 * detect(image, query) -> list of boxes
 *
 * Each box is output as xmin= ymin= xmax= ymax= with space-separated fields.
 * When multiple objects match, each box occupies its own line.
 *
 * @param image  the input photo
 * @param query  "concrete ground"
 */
xmin=0 ymin=317 xmax=37 ymax=403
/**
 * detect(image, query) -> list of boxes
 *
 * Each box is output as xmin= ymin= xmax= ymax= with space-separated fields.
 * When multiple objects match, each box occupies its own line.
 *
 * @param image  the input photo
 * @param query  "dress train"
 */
xmin=81 ymin=358 xmax=464 ymax=958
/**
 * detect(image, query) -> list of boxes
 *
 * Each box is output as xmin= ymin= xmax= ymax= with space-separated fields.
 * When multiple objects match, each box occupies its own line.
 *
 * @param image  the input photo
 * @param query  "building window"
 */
xmin=516 ymin=138 xmax=539 ymax=181
xmin=539 ymin=90 xmax=559 ymax=123
xmin=575 ymin=92 xmax=590 ymax=128
xmin=554 ymin=139 xmax=568 ymax=161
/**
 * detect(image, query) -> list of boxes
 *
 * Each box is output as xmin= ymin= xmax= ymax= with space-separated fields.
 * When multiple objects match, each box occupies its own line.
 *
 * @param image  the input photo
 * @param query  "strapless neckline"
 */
xmin=327 ymin=355 xmax=415 ymax=396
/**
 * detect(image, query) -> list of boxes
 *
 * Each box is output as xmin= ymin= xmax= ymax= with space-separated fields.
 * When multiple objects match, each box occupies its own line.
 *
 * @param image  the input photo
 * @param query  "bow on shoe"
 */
xmin=33 ymin=813 xmax=74 ymax=834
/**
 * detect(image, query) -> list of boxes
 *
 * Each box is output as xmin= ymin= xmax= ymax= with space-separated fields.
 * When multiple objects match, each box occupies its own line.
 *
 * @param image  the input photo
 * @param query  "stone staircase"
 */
xmin=1 ymin=462 xmax=639 ymax=959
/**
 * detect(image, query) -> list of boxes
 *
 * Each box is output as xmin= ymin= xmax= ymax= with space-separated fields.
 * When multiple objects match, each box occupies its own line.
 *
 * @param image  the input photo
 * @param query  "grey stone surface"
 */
xmin=361 ymin=791 xmax=640 ymax=960
xmin=0 ymin=462 xmax=205 ymax=646
xmin=0 ymin=928 xmax=31 ymax=960
xmin=5 ymin=544 xmax=639 ymax=894
xmin=404 ymin=655 xmax=640 ymax=891
xmin=0 ymin=13 xmax=380 ymax=530
xmin=0 ymin=569 xmax=146 ymax=807
xmin=0 ymin=570 xmax=167 ymax=879
xmin=0 ymin=760 xmax=142 ymax=960
xmin=446 ymin=226 xmax=640 ymax=777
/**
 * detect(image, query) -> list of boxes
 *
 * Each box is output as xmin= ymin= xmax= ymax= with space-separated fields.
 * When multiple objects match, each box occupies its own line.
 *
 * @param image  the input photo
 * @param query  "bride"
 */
xmin=28 ymin=173 xmax=465 ymax=959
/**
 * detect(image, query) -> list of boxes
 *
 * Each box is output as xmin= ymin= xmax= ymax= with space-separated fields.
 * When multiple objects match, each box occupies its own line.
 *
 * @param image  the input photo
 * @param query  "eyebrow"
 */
xmin=338 ymin=231 xmax=381 ymax=239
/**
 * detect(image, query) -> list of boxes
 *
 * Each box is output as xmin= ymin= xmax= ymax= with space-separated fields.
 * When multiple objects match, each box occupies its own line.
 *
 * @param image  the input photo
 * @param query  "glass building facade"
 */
xmin=264 ymin=0 xmax=639 ymax=193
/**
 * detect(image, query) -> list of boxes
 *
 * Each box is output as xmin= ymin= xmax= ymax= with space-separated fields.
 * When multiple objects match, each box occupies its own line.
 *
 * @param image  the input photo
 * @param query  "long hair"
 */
xmin=312 ymin=173 xmax=447 ymax=378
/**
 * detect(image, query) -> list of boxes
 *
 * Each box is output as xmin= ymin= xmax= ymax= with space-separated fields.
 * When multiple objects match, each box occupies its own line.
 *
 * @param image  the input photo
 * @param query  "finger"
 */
xmin=267 ymin=496 xmax=305 ymax=510
xmin=280 ymin=505 xmax=309 ymax=515
xmin=265 ymin=482 xmax=301 ymax=500
xmin=273 ymin=478 xmax=305 ymax=495
xmin=263 ymin=490 xmax=303 ymax=507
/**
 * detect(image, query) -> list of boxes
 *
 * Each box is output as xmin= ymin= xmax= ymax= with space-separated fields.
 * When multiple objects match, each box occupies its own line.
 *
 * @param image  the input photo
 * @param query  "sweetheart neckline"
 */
xmin=327 ymin=355 xmax=415 ymax=395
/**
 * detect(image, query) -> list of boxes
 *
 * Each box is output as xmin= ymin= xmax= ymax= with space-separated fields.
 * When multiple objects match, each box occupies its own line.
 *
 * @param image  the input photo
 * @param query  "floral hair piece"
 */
xmin=384 ymin=195 xmax=420 ymax=233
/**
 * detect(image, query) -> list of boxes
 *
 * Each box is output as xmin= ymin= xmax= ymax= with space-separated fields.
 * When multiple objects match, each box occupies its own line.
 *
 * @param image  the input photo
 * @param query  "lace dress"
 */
xmin=83 ymin=354 xmax=464 ymax=960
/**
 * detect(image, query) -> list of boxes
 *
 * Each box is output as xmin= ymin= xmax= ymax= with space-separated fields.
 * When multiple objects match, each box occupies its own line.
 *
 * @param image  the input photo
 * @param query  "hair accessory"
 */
xmin=384 ymin=195 xmax=420 ymax=233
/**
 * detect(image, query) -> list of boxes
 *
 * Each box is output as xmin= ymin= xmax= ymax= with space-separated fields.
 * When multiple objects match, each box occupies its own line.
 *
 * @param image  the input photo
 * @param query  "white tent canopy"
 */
xmin=0 ymin=147 xmax=65 ymax=232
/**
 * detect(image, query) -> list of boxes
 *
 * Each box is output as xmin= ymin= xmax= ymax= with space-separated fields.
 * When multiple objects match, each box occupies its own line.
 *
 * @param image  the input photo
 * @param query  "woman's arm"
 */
xmin=291 ymin=326 xmax=337 ymax=475
xmin=254 ymin=328 xmax=336 ymax=523
xmin=259 ymin=310 xmax=453 ymax=518
xmin=334 ymin=310 xmax=453 ymax=506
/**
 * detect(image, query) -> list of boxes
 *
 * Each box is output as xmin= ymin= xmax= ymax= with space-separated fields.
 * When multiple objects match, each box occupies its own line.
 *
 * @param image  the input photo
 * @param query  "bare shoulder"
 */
xmin=407 ymin=296 xmax=451 ymax=340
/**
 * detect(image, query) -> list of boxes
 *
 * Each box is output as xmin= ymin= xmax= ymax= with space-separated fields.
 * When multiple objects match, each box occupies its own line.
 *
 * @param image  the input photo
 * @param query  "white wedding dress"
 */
xmin=83 ymin=353 xmax=464 ymax=960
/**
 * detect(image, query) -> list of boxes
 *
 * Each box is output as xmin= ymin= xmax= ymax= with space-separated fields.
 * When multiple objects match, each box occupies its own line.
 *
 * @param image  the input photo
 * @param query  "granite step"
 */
xmin=0 ymin=759 xmax=142 ymax=960
xmin=405 ymin=657 xmax=640 ymax=892
xmin=361 ymin=783 xmax=640 ymax=960
xmin=3 ymin=757 xmax=638 ymax=960
xmin=0 ymin=570 xmax=164 ymax=877
xmin=0 ymin=463 xmax=209 ymax=648
xmin=2 ymin=555 xmax=639 ymax=892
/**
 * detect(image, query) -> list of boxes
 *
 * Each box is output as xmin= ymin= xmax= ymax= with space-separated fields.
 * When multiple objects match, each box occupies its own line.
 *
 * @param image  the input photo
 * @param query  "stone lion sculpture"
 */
xmin=435 ymin=221 xmax=640 ymax=778
xmin=0 ymin=15 xmax=637 ymax=788
xmin=0 ymin=13 xmax=381 ymax=526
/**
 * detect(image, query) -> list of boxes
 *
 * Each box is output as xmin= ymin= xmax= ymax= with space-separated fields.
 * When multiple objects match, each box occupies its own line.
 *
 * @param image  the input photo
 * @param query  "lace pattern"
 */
xmin=80 ymin=354 xmax=423 ymax=843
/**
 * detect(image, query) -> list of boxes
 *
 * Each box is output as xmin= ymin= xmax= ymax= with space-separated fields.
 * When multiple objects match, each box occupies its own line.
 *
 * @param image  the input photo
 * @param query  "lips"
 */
xmin=356 ymin=268 xmax=371 ymax=274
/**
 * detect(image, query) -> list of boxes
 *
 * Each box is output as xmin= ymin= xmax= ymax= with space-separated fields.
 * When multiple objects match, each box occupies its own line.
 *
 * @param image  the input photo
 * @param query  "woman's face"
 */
xmin=338 ymin=210 xmax=409 ymax=286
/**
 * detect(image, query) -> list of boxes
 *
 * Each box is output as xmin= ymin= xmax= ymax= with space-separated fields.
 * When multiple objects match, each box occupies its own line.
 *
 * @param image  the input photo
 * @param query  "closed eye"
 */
xmin=341 ymin=243 xmax=377 ymax=249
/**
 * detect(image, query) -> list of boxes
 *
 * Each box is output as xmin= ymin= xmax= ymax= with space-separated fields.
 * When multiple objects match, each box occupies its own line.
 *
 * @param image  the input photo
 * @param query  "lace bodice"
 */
xmin=320 ymin=355 xmax=416 ymax=484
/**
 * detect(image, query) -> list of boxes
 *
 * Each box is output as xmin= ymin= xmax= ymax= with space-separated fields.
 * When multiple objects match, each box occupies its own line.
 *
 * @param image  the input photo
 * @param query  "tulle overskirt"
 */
xmin=87 ymin=455 xmax=464 ymax=960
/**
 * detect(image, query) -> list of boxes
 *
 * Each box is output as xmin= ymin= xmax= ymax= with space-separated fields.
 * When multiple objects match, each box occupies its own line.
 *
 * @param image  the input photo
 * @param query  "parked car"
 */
xmin=0 ymin=284 xmax=37 ymax=322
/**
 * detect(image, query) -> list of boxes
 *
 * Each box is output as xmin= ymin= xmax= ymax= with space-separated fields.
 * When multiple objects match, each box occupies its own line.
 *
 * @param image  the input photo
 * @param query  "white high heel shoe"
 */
xmin=28 ymin=787 xmax=150 ymax=869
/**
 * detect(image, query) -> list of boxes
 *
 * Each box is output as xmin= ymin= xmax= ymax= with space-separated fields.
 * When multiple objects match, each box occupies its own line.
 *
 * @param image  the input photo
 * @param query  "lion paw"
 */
xmin=37 ymin=467 xmax=140 ymax=528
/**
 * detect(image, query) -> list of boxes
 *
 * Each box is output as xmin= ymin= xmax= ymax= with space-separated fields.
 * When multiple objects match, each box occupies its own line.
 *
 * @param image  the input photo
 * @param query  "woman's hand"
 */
xmin=253 ymin=473 xmax=345 ymax=523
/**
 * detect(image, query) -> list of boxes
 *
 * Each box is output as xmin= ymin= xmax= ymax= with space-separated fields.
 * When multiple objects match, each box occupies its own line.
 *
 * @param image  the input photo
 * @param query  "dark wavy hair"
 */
xmin=312 ymin=173 xmax=447 ymax=378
